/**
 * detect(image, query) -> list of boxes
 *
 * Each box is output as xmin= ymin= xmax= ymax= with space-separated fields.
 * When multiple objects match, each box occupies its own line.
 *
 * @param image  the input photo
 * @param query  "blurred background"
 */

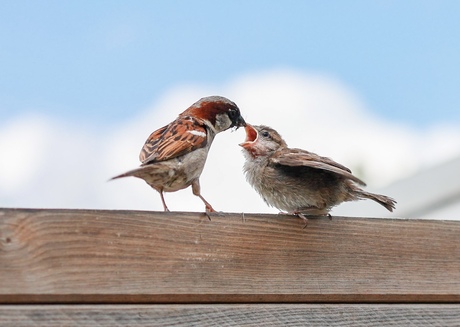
xmin=1 ymin=1 xmax=459 ymax=219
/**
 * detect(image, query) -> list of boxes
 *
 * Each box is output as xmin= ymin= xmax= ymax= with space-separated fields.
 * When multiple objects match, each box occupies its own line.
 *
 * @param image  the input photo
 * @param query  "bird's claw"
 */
xmin=295 ymin=213 xmax=309 ymax=229
xmin=203 ymin=207 xmax=225 ymax=220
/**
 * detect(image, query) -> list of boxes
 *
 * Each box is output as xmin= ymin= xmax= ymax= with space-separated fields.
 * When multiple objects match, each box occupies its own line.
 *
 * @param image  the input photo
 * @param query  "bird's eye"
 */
xmin=228 ymin=108 xmax=238 ymax=119
xmin=261 ymin=131 xmax=270 ymax=138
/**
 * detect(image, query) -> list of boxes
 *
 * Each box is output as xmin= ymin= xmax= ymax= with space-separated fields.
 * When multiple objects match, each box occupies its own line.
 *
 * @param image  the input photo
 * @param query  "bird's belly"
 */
xmin=256 ymin=170 xmax=342 ymax=212
xmin=160 ymin=169 xmax=192 ymax=192
xmin=260 ymin=185 xmax=319 ymax=212
xmin=148 ymin=149 xmax=208 ymax=192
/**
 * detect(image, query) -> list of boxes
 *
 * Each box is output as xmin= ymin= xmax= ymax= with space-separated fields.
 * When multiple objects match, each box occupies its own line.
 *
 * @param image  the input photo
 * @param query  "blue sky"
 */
xmin=2 ymin=1 xmax=460 ymax=217
xmin=1 ymin=0 xmax=459 ymax=126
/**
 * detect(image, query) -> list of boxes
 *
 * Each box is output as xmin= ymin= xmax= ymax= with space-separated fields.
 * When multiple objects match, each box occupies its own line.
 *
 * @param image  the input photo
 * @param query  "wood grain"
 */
xmin=1 ymin=304 xmax=460 ymax=327
xmin=1 ymin=208 xmax=459 ymax=303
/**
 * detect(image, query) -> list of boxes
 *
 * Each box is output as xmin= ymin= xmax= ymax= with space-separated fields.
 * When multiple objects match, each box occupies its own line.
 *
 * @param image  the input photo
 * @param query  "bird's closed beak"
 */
xmin=236 ymin=115 xmax=246 ymax=128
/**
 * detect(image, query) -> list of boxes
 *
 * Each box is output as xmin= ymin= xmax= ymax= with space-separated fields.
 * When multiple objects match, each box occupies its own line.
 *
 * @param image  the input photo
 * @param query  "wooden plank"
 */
xmin=1 ymin=208 xmax=459 ymax=303
xmin=1 ymin=304 xmax=460 ymax=326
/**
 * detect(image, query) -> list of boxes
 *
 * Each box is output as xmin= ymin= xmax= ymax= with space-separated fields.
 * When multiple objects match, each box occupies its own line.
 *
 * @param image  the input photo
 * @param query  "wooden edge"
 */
xmin=1 ymin=294 xmax=460 ymax=304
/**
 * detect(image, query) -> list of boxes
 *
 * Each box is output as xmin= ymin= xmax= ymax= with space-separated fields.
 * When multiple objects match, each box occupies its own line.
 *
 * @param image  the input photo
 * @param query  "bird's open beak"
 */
xmin=239 ymin=123 xmax=258 ymax=149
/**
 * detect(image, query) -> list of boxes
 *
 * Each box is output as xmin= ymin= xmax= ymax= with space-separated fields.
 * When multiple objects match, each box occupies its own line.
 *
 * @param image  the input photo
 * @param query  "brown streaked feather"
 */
xmin=139 ymin=125 xmax=168 ymax=162
xmin=139 ymin=117 xmax=208 ymax=164
xmin=270 ymin=148 xmax=366 ymax=186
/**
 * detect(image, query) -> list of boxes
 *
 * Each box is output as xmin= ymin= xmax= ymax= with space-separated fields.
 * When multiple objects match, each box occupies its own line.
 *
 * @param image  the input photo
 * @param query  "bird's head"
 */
xmin=239 ymin=124 xmax=287 ymax=158
xmin=182 ymin=96 xmax=246 ymax=133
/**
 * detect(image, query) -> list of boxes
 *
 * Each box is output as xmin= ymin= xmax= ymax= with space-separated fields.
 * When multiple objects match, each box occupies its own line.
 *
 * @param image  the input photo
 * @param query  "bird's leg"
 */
xmin=158 ymin=190 xmax=170 ymax=212
xmin=291 ymin=206 xmax=329 ymax=228
xmin=191 ymin=179 xmax=215 ymax=219
xmin=278 ymin=211 xmax=309 ymax=228
xmin=293 ymin=211 xmax=309 ymax=228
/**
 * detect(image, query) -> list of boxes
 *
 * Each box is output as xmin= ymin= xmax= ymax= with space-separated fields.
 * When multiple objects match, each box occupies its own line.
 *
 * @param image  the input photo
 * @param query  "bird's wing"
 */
xmin=139 ymin=117 xmax=208 ymax=164
xmin=270 ymin=148 xmax=366 ymax=186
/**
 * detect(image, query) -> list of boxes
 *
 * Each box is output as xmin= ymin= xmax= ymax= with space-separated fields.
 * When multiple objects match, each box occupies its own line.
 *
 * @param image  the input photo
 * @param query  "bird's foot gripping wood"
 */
xmin=203 ymin=207 xmax=227 ymax=221
xmin=280 ymin=207 xmax=332 ymax=229
xmin=278 ymin=211 xmax=309 ymax=228
xmin=202 ymin=204 xmax=214 ymax=221
xmin=294 ymin=212 xmax=309 ymax=229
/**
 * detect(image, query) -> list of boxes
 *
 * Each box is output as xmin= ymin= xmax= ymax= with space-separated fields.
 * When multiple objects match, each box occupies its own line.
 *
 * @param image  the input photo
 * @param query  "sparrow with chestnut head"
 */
xmin=111 ymin=96 xmax=246 ymax=212
xmin=240 ymin=124 xmax=396 ymax=224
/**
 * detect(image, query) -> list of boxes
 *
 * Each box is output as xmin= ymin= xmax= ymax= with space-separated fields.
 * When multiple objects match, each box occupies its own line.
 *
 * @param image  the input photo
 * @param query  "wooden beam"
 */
xmin=1 ymin=208 xmax=459 ymax=303
xmin=2 ymin=304 xmax=460 ymax=326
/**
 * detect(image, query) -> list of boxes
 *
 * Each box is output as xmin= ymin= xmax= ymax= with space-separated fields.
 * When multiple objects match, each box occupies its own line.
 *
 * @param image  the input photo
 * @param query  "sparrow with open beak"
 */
xmin=111 ymin=96 xmax=246 ymax=212
xmin=240 ymin=124 xmax=396 ymax=223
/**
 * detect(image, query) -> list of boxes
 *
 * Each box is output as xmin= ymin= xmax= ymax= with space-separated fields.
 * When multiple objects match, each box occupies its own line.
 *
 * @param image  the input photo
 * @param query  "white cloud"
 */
xmin=0 ymin=115 xmax=56 ymax=193
xmin=1 ymin=69 xmax=460 ymax=217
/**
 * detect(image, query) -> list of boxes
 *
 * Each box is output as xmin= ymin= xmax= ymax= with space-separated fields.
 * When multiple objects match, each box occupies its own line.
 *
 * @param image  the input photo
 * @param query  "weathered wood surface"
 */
xmin=1 ymin=208 xmax=459 ymax=303
xmin=1 ymin=304 xmax=460 ymax=327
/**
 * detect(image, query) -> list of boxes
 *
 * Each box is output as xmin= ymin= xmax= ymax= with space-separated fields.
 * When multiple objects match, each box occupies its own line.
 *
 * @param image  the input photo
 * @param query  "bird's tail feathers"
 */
xmin=109 ymin=166 xmax=155 ymax=181
xmin=355 ymin=190 xmax=396 ymax=212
